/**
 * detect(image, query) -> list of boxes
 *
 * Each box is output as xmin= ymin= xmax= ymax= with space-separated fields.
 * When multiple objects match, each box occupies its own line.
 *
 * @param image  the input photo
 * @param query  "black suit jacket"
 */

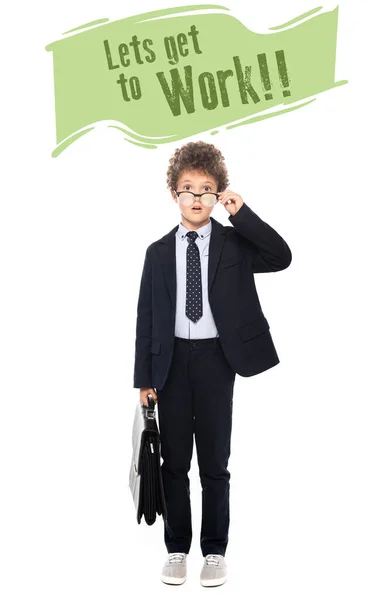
xmin=133 ymin=202 xmax=292 ymax=391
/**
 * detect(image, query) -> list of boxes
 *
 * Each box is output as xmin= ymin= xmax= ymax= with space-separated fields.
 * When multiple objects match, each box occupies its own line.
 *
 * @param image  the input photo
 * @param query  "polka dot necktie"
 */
xmin=185 ymin=230 xmax=202 ymax=322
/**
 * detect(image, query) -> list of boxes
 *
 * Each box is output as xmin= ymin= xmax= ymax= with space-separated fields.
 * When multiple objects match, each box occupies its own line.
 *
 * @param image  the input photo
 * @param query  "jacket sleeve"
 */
xmin=133 ymin=247 xmax=153 ymax=389
xmin=228 ymin=202 xmax=292 ymax=273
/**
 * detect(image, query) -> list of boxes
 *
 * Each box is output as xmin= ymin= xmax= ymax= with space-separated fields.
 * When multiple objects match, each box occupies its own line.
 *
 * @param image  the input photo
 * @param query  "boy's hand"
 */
xmin=139 ymin=387 xmax=158 ymax=406
xmin=217 ymin=190 xmax=244 ymax=217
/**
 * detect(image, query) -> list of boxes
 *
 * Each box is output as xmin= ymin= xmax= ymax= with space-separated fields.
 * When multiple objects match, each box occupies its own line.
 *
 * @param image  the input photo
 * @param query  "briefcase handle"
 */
xmin=143 ymin=393 xmax=156 ymax=420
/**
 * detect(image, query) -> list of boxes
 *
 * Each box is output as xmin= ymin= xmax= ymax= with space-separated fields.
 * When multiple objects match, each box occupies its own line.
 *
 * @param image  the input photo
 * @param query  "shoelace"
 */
xmin=205 ymin=554 xmax=222 ymax=566
xmin=168 ymin=552 xmax=186 ymax=564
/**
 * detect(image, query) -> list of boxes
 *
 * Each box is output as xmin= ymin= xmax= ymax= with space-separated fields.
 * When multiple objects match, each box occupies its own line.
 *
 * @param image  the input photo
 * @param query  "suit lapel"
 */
xmin=155 ymin=216 xmax=227 ymax=310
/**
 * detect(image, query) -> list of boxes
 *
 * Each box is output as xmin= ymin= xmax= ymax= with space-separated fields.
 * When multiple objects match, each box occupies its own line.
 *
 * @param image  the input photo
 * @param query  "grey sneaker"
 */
xmin=200 ymin=554 xmax=227 ymax=587
xmin=161 ymin=552 xmax=187 ymax=585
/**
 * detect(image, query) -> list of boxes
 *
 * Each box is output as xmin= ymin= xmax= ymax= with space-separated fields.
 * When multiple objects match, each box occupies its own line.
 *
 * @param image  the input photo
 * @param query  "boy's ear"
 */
xmin=171 ymin=189 xmax=178 ymax=203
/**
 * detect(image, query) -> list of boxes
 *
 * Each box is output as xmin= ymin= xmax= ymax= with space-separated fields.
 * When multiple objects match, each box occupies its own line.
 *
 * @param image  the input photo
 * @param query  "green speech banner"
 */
xmin=45 ymin=4 xmax=347 ymax=156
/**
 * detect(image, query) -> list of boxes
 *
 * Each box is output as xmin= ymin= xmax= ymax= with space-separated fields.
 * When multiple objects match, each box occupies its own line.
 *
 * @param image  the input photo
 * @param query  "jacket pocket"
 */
xmin=218 ymin=258 xmax=243 ymax=271
xmin=151 ymin=340 xmax=161 ymax=355
xmin=238 ymin=316 xmax=269 ymax=342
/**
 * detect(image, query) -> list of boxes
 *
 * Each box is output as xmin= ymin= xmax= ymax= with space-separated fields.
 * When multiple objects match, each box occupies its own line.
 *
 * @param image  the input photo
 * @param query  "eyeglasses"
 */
xmin=174 ymin=190 xmax=220 ymax=207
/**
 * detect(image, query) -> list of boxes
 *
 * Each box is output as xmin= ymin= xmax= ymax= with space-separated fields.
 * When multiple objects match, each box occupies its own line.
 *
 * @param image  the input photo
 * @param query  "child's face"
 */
xmin=171 ymin=169 xmax=219 ymax=229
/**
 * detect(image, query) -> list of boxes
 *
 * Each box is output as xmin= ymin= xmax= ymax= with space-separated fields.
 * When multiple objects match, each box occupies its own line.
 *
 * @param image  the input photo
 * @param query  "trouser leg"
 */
xmin=157 ymin=340 xmax=194 ymax=554
xmin=191 ymin=339 xmax=236 ymax=557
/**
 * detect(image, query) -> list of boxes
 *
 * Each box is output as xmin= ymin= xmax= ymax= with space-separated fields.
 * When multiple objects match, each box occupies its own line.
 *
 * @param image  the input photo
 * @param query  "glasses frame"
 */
xmin=174 ymin=190 xmax=220 ymax=207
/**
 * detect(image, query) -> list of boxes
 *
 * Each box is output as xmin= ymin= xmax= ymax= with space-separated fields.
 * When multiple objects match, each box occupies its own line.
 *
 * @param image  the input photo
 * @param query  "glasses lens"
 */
xmin=179 ymin=192 xmax=195 ymax=206
xmin=201 ymin=193 xmax=216 ymax=206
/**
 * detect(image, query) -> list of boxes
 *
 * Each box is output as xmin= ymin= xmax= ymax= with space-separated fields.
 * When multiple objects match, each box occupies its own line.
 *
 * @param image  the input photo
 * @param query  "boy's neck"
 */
xmin=180 ymin=216 xmax=210 ymax=231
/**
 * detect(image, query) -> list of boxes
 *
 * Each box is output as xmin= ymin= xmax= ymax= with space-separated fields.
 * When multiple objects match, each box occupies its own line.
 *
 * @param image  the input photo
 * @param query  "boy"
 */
xmin=133 ymin=141 xmax=292 ymax=586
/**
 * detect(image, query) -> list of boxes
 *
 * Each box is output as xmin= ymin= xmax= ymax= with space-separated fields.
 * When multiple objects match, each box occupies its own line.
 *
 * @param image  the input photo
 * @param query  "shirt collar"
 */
xmin=176 ymin=218 xmax=212 ymax=241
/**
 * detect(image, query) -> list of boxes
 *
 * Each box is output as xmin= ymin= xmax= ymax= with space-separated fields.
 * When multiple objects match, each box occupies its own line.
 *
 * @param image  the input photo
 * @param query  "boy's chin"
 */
xmin=184 ymin=209 xmax=212 ymax=218
xmin=186 ymin=213 xmax=210 ymax=222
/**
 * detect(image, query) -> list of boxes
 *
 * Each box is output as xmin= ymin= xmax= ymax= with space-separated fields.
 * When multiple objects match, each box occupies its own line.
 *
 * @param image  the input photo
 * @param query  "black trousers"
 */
xmin=157 ymin=336 xmax=236 ymax=557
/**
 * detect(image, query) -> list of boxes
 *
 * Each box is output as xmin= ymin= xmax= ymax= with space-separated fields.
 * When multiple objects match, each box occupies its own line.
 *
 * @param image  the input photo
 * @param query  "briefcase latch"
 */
xmin=144 ymin=407 xmax=155 ymax=420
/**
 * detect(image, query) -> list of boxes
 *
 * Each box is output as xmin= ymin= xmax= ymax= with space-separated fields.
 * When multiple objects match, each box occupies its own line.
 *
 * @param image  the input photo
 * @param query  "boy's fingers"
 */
xmin=139 ymin=392 xmax=148 ymax=406
xmin=139 ymin=388 xmax=158 ymax=406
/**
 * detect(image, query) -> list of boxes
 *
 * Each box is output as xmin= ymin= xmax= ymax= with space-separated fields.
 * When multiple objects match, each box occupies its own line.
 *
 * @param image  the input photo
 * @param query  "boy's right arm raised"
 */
xmin=133 ymin=247 xmax=158 ymax=405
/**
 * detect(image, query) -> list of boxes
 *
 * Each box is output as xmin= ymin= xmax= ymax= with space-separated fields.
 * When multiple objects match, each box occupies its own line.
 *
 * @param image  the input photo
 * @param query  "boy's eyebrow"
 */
xmin=180 ymin=179 xmax=214 ymax=184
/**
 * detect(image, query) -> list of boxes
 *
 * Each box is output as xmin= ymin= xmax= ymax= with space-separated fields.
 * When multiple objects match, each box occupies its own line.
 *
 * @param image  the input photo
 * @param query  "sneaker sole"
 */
xmin=200 ymin=575 xmax=227 ymax=587
xmin=161 ymin=574 xmax=187 ymax=585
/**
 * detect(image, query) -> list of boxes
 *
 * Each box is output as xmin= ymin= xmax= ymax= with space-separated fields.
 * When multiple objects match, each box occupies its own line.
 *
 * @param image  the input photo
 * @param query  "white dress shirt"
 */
xmin=174 ymin=219 xmax=219 ymax=339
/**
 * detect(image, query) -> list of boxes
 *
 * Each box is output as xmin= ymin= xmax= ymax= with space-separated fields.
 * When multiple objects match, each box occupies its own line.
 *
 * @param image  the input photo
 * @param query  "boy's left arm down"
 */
xmin=133 ymin=247 xmax=153 ymax=389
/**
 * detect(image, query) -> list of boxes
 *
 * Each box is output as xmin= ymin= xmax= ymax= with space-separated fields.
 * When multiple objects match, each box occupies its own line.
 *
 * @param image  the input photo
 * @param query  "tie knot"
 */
xmin=186 ymin=230 xmax=198 ymax=243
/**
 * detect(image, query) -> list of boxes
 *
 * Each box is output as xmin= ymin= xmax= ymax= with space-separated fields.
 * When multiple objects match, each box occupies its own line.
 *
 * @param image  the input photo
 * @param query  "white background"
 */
xmin=1 ymin=0 xmax=385 ymax=598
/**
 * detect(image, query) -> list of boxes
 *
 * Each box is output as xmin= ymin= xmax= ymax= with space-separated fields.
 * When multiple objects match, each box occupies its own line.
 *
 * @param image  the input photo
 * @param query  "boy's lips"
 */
xmin=192 ymin=207 xmax=202 ymax=212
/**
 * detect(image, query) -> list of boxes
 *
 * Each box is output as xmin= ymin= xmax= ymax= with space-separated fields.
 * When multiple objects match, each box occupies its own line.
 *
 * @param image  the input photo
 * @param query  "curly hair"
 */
xmin=166 ymin=141 xmax=230 ymax=193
